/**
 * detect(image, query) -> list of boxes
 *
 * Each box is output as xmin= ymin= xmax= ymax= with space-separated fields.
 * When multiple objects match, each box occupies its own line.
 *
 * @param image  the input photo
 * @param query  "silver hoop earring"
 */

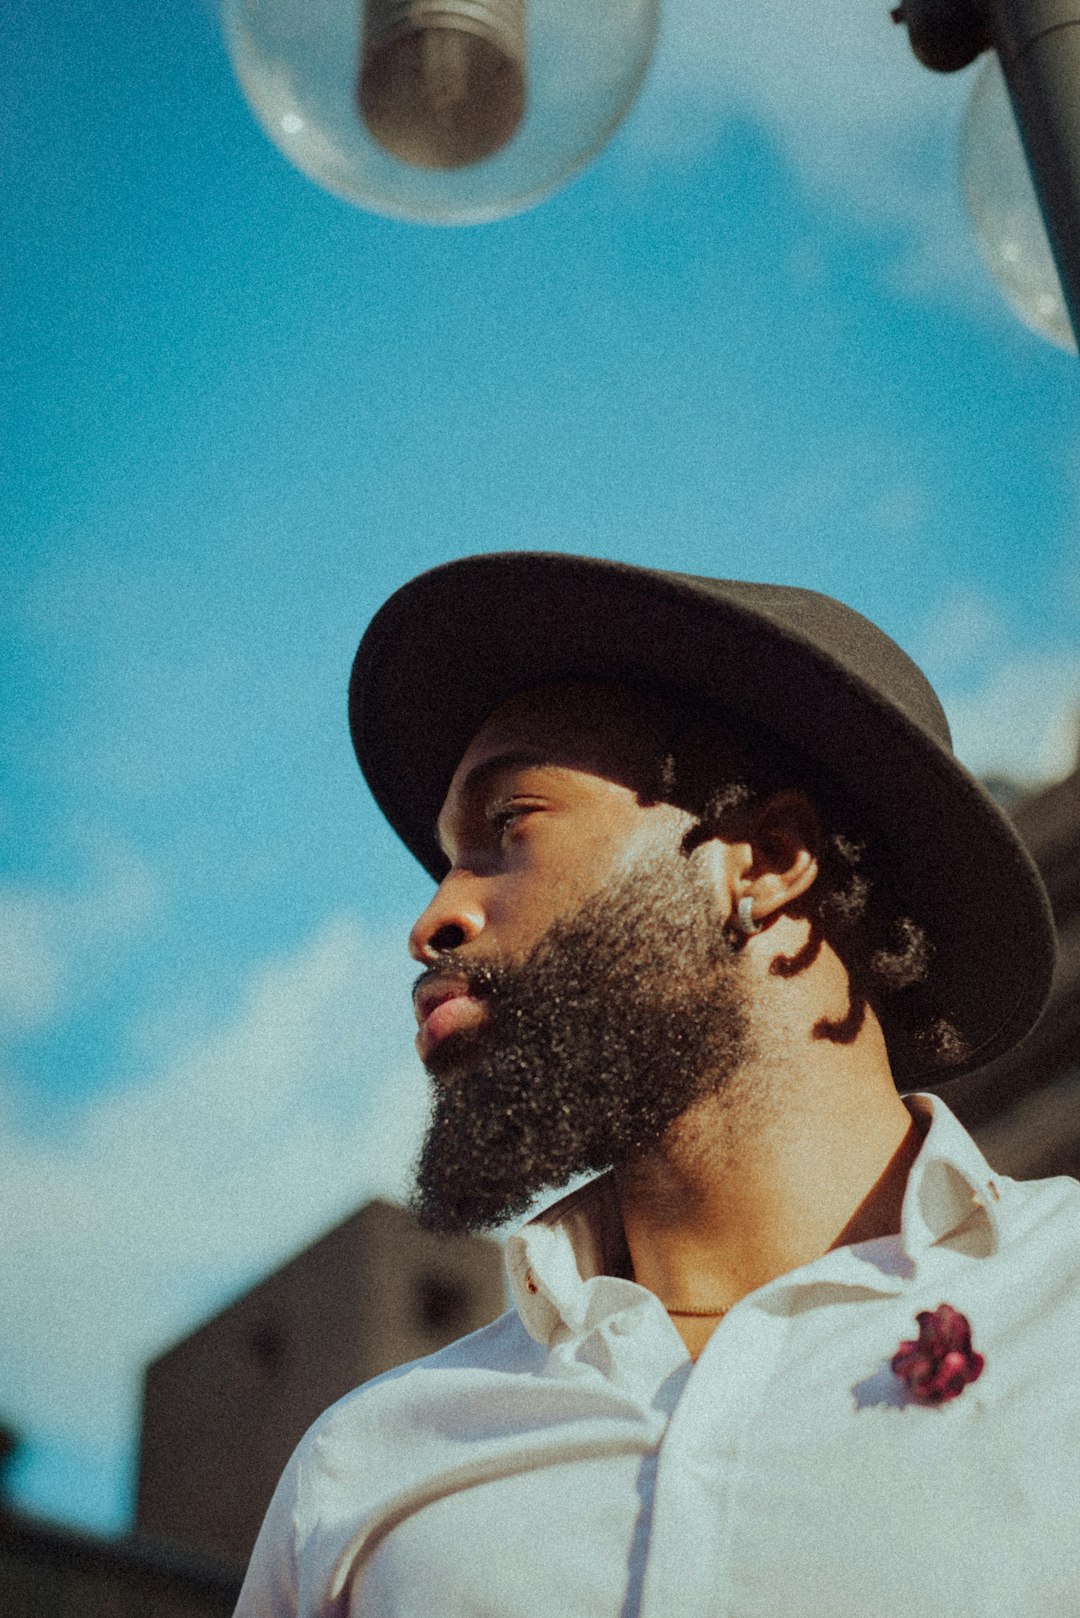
xmin=736 ymin=895 xmax=762 ymax=935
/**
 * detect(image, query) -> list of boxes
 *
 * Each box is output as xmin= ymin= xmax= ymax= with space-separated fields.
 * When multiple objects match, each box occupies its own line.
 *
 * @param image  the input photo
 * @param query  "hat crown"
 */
xmin=673 ymin=571 xmax=953 ymax=752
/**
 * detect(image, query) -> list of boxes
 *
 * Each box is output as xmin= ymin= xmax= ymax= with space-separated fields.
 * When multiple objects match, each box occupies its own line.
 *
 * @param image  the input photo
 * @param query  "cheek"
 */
xmin=493 ymin=800 xmax=677 ymax=941
xmin=487 ymin=874 xmax=584 ymax=947
xmin=487 ymin=853 xmax=610 ymax=950
xmin=603 ymin=812 xmax=694 ymax=887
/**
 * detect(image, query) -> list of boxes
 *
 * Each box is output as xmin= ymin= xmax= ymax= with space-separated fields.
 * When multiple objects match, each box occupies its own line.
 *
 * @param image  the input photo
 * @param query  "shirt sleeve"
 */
xmin=233 ymin=1447 xmax=302 ymax=1618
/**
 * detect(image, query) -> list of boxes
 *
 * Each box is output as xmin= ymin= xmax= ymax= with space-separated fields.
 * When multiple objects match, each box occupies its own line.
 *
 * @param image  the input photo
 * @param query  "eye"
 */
xmin=487 ymin=800 xmax=538 ymax=839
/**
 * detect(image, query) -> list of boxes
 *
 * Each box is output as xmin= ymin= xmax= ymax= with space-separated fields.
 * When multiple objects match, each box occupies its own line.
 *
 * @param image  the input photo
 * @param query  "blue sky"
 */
xmin=5 ymin=0 xmax=1080 ymax=1536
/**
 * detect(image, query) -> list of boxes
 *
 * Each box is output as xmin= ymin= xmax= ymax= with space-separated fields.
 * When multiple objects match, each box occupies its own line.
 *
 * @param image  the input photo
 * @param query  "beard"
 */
xmin=410 ymin=849 xmax=754 ymax=1235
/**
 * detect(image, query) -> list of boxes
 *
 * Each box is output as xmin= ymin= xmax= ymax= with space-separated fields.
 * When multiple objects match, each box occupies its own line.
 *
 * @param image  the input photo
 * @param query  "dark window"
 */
xmin=416 ymin=1275 xmax=472 ymax=1335
xmin=245 ymin=1320 xmax=286 ymax=1373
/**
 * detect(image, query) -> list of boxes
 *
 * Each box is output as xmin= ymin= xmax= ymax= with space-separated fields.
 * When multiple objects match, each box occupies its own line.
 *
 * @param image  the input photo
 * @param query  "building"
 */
xmin=943 ymin=760 xmax=1080 ymax=1176
xmin=0 ymin=1515 xmax=241 ymax=1618
xmin=136 ymin=1199 xmax=505 ymax=1567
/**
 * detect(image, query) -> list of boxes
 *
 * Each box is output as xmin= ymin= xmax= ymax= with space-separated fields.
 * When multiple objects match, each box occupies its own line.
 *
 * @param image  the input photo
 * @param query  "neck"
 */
xmin=615 ymin=936 xmax=923 ymax=1357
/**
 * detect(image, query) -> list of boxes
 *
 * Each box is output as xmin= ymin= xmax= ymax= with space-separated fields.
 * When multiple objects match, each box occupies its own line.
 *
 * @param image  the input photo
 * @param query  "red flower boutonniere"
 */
xmin=891 ymin=1303 xmax=984 ymax=1405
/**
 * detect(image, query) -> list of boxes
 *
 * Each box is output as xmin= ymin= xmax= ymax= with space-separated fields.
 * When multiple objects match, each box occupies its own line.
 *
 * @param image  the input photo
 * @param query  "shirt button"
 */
xmin=987 ymin=1180 xmax=1001 ymax=1203
xmin=525 ymin=1272 xmax=539 ymax=1294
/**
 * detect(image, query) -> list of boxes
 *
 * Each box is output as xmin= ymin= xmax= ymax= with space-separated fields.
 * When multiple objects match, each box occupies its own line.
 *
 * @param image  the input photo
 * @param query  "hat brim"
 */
xmin=350 ymin=552 xmax=1055 ymax=1085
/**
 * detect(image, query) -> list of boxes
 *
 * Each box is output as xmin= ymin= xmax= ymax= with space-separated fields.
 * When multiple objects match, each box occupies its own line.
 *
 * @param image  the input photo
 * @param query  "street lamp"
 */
xmin=892 ymin=0 xmax=1080 ymax=351
xmin=218 ymin=0 xmax=1080 ymax=352
xmin=219 ymin=0 xmax=659 ymax=224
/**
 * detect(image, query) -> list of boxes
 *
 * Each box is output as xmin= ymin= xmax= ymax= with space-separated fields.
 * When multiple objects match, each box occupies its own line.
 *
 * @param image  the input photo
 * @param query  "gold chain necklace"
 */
xmin=664 ymin=1302 xmax=732 ymax=1318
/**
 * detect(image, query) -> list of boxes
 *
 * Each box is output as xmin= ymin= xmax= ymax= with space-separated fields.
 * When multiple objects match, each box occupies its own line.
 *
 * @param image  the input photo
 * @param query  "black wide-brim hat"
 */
xmin=350 ymin=551 xmax=1055 ymax=1085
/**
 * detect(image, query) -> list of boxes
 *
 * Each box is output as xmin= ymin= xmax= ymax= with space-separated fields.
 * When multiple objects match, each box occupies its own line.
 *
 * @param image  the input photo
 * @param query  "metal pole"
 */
xmin=990 ymin=0 xmax=1080 ymax=342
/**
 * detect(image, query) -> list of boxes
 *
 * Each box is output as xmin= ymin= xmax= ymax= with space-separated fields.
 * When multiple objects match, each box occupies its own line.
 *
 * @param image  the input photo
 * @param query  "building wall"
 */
xmin=136 ymin=1199 xmax=505 ymax=1567
xmin=938 ymin=763 xmax=1080 ymax=1177
xmin=0 ymin=1515 xmax=241 ymax=1618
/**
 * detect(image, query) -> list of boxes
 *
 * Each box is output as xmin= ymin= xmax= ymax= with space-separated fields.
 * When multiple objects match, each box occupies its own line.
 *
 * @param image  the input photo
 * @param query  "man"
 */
xmin=236 ymin=553 xmax=1079 ymax=1617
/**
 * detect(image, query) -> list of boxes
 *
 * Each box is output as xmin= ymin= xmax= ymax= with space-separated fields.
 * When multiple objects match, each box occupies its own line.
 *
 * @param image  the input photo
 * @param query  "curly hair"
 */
xmin=651 ymin=698 xmax=969 ymax=1074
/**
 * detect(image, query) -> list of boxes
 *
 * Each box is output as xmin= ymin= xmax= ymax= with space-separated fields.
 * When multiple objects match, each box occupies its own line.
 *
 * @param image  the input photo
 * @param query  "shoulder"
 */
xmin=977 ymin=1169 xmax=1080 ymax=1355
xmin=290 ymin=1311 xmax=546 ymax=1531
xmin=304 ymin=1306 xmax=544 ymax=1455
xmin=235 ymin=1310 xmax=542 ymax=1616
xmin=996 ymin=1166 xmax=1080 ymax=1250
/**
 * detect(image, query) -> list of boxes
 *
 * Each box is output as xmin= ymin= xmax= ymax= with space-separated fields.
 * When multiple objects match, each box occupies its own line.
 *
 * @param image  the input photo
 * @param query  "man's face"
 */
xmin=407 ymin=684 xmax=754 ymax=1233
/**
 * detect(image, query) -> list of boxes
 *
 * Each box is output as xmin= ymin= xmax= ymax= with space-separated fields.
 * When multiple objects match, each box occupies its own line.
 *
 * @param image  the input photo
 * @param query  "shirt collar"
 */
xmin=506 ymin=1174 xmax=642 ymax=1345
xmin=506 ymin=1092 xmax=1003 ymax=1345
xmin=898 ymin=1090 xmax=1004 ymax=1259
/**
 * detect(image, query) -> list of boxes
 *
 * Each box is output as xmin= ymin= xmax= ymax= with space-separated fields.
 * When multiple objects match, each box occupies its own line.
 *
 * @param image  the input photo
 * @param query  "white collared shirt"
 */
xmin=235 ymin=1095 xmax=1080 ymax=1618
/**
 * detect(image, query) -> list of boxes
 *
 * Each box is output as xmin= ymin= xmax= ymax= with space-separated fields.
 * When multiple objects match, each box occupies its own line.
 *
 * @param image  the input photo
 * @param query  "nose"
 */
xmin=408 ymin=874 xmax=486 ymax=964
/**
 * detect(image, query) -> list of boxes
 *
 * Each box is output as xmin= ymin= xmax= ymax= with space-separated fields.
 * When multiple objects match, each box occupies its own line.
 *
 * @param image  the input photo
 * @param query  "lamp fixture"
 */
xmin=960 ymin=53 xmax=1075 ymax=352
xmin=219 ymin=0 xmax=660 ymax=225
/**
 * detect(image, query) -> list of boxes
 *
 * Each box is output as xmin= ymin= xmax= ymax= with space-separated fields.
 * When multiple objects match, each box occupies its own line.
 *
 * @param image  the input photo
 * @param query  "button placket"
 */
xmin=637 ymin=1305 xmax=789 ymax=1618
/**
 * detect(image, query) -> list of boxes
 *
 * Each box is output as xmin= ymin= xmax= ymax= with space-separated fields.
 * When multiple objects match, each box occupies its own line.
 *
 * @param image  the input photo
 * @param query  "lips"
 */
xmin=413 ymin=973 xmax=488 ymax=1062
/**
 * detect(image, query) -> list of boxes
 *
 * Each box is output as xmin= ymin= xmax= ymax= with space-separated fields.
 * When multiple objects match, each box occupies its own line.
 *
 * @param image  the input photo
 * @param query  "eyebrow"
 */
xmin=434 ymin=749 xmax=551 ymax=854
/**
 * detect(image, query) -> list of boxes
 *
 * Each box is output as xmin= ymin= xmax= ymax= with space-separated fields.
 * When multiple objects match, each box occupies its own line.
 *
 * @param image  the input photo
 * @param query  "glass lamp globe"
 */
xmin=220 ymin=0 xmax=659 ymax=225
xmin=959 ymin=52 xmax=1076 ymax=353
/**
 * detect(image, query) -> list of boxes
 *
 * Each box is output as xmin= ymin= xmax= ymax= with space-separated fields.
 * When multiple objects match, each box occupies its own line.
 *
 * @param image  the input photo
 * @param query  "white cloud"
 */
xmin=909 ymin=590 xmax=1080 ymax=784
xmin=0 ymin=915 xmax=431 ymax=1511
xmin=943 ymin=649 xmax=1080 ymax=782
xmin=626 ymin=0 xmax=989 ymax=306
xmin=0 ymin=845 xmax=159 ymax=1037
xmin=911 ymin=586 xmax=1003 ymax=681
xmin=640 ymin=0 xmax=967 ymax=185
xmin=0 ymin=897 xmax=62 ymax=1033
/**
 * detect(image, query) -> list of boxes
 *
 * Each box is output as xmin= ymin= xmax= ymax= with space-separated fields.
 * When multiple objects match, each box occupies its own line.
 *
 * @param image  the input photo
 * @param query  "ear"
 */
xmin=734 ymin=789 xmax=822 ymax=925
